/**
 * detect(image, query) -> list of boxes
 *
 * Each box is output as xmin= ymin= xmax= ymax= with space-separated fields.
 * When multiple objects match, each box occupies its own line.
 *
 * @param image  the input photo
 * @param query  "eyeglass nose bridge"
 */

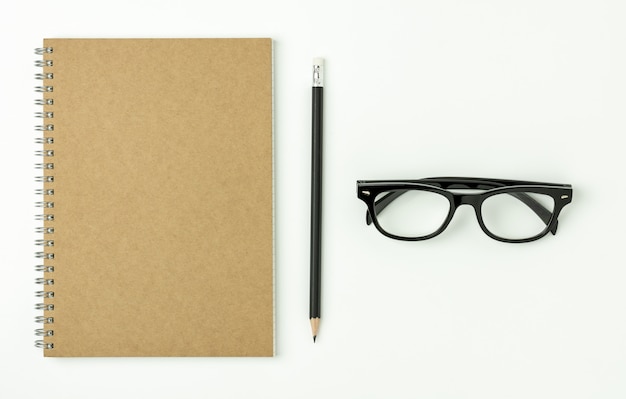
xmin=451 ymin=194 xmax=488 ymax=234
xmin=453 ymin=193 xmax=483 ymax=209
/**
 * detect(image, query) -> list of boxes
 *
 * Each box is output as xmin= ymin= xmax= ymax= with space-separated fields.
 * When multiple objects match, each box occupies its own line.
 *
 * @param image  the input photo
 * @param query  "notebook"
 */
xmin=34 ymin=38 xmax=274 ymax=357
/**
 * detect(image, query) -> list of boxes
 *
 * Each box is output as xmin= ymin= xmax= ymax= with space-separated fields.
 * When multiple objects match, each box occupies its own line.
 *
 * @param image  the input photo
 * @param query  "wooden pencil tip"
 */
xmin=310 ymin=317 xmax=320 ymax=342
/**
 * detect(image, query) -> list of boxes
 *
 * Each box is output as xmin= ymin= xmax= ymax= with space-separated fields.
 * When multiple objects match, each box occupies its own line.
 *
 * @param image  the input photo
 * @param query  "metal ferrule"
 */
xmin=313 ymin=64 xmax=324 ymax=87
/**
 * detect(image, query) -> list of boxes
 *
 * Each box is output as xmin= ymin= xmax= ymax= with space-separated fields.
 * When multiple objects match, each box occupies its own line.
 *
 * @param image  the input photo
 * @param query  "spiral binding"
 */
xmin=34 ymin=47 xmax=54 ymax=350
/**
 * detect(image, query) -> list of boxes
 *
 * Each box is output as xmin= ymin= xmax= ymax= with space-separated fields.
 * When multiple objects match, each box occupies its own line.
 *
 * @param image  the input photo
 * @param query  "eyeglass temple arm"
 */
xmin=366 ymin=187 xmax=558 ymax=235
xmin=365 ymin=190 xmax=403 ymax=225
xmin=508 ymin=191 xmax=558 ymax=234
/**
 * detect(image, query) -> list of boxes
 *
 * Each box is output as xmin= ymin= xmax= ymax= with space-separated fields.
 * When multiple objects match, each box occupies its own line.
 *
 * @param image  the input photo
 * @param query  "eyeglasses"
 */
xmin=357 ymin=177 xmax=573 ymax=243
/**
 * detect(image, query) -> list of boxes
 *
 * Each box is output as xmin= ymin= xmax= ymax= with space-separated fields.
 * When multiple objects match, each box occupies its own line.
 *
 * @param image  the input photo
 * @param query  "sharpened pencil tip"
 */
xmin=310 ymin=317 xmax=320 ymax=342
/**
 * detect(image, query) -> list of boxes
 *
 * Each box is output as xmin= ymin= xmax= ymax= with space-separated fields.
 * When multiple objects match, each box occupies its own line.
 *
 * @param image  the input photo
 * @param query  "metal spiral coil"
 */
xmin=35 ymin=73 xmax=54 ymax=80
xmin=34 ymin=47 xmax=53 ymax=55
xmin=35 ymin=265 xmax=55 ymax=272
xmin=35 ymin=328 xmax=54 ymax=336
xmin=35 ymin=176 xmax=55 ymax=183
xmin=35 ymin=163 xmax=54 ymax=169
xmin=35 ymin=190 xmax=54 ymax=197
xmin=35 ymin=99 xmax=54 ymax=106
xmin=35 ymin=124 xmax=54 ymax=131
xmin=35 ymin=112 xmax=54 ymax=119
xmin=35 ymin=46 xmax=54 ymax=350
xmin=35 ymin=137 xmax=55 ymax=145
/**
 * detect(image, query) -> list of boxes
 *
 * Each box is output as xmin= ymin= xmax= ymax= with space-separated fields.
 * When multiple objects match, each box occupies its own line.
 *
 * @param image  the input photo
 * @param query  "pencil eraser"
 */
xmin=313 ymin=57 xmax=324 ymax=66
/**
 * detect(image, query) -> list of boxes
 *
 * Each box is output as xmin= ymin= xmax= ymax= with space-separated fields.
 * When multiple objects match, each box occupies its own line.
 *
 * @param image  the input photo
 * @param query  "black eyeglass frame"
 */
xmin=357 ymin=177 xmax=573 ymax=243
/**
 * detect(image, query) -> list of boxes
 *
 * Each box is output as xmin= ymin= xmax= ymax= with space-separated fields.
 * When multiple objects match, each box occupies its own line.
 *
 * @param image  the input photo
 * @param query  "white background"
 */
xmin=1 ymin=1 xmax=625 ymax=398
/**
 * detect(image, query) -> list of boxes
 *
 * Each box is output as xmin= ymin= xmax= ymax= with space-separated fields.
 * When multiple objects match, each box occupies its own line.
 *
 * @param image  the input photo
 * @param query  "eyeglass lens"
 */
xmin=374 ymin=190 xmax=450 ymax=238
xmin=481 ymin=192 xmax=554 ymax=240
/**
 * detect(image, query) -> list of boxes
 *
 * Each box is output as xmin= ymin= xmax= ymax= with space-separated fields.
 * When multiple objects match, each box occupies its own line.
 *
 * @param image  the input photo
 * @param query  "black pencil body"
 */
xmin=310 ymin=85 xmax=323 ymax=321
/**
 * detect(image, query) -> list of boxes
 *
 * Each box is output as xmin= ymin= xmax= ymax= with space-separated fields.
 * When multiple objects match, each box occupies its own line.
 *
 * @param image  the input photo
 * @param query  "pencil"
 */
xmin=310 ymin=58 xmax=324 ymax=342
